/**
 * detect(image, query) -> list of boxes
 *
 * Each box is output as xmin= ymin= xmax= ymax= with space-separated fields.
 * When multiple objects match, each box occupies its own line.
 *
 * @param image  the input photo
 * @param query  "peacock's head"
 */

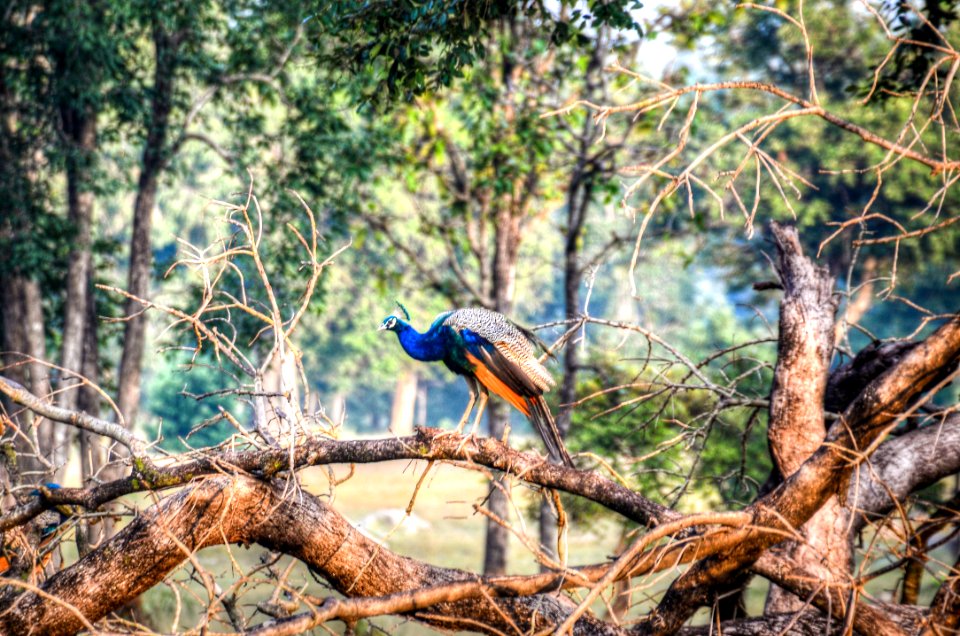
xmin=378 ymin=301 xmax=411 ymax=332
xmin=378 ymin=315 xmax=404 ymax=332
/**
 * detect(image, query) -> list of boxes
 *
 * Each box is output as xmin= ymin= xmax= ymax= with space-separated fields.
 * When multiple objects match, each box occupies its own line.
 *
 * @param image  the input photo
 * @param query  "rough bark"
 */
xmin=846 ymin=413 xmax=960 ymax=528
xmin=766 ymin=223 xmax=837 ymax=476
xmin=0 ymin=476 xmax=623 ymax=636
xmin=764 ymin=222 xmax=845 ymax=613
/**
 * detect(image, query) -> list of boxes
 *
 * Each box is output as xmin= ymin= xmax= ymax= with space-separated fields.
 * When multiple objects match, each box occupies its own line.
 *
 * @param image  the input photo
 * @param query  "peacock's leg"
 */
xmin=468 ymin=384 xmax=489 ymax=437
xmin=456 ymin=382 xmax=488 ymax=454
xmin=454 ymin=376 xmax=480 ymax=433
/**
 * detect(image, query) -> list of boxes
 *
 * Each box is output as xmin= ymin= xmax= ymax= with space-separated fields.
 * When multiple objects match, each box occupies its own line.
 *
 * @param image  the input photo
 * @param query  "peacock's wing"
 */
xmin=443 ymin=308 xmax=554 ymax=416
xmin=429 ymin=310 xmax=455 ymax=330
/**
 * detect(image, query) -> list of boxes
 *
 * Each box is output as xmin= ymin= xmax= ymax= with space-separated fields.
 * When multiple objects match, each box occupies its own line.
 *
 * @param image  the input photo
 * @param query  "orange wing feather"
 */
xmin=466 ymin=352 xmax=531 ymax=417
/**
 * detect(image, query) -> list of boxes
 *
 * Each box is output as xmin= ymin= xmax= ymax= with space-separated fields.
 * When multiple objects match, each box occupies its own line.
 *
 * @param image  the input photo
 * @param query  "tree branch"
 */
xmin=635 ymin=220 xmax=960 ymax=634
xmin=0 ymin=426 xmax=679 ymax=533
xmin=0 ymin=376 xmax=144 ymax=457
xmin=0 ymin=476 xmax=629 ymax=635
xmin=767 ymin=221 xmax=838 ymax=475
xmin=848 ymin=413 xmax=960 ymax=529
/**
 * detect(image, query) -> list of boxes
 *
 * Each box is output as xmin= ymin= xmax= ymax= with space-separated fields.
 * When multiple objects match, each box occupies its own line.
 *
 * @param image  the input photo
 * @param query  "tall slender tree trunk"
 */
xmin=22 ymin=277 xmax=50 ymax=401
xmin=55 ymin=100 xmax=97 ymax=479
xmin=0 ymin=275 xmax=37 ymax=480
xmin=538 ymin=41 xmax=606 ymax=558
xmin=115 ymin=25 xmax=177 ymax=432
xmin=23 ymin=277 xmax=53 ymax=480
xmin=77 ymin=268 xmax=106 ymax=550
xmin=483 ymin=205 xmax=521 ymax=575
xmin=540 ymin=169 xmax=594 ymax=567
xmin=389 ymin=371 xmax=418 ymax=435
xmin=0 ymin=52 xmax=52 ymax=482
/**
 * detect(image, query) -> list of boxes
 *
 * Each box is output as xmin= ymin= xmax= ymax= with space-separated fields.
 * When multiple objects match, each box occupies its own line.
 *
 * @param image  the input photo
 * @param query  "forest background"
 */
xmin=2 ymin=0 xmax=959 ymax=633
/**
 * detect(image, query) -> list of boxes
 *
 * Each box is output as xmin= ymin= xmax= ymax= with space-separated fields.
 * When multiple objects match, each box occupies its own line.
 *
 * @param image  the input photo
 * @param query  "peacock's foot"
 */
xmin=455 ymin=432 xmax=482 ymax=455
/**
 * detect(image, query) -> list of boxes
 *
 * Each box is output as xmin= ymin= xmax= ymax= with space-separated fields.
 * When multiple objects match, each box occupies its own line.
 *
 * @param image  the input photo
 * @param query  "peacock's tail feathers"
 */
xmin=528 ymin=396 xmax=574 ymax=468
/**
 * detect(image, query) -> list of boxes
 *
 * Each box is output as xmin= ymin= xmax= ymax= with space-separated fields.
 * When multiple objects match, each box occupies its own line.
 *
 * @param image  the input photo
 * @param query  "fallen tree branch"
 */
xmin=0 ymin=476 xmax=627 ymax=635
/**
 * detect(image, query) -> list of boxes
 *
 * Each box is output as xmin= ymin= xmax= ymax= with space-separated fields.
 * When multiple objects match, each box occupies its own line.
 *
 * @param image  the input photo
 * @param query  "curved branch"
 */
xmin=0 ymin=426 xmax=679 ymax=533
xmin=848 ymin=413 xmax=960 ymax=529
xmin=0 ymin=476 xmax=627 ymax=635
xmin=0 ymin=376 xmax=146 ymax=458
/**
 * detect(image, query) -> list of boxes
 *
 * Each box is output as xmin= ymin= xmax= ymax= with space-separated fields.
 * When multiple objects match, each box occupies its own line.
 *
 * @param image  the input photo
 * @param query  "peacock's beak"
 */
xmin=377 ymin=323 xmax=387 ymax=331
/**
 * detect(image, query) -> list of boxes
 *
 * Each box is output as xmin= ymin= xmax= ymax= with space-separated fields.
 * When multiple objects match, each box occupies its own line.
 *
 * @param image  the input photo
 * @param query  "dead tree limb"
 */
xmin=0 ymin=476 xmax=627 ymax=636
xmin=635 ymin=222 xmax=960 ymax=634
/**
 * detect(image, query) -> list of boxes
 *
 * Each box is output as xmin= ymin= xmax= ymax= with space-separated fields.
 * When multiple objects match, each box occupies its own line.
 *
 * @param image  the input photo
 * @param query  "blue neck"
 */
xmin=395 ymin=321 xmax=447 ymax=362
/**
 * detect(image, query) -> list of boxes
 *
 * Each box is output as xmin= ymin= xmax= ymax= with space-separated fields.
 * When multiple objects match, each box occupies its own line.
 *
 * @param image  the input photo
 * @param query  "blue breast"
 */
xmin=397 ymin=324 xmax=451 ymax=362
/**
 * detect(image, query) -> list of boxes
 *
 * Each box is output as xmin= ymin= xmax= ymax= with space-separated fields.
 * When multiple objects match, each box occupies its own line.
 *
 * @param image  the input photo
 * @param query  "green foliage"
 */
xmin=563 ymin=351 xmax=771 ymax=523
xmin=314 ymin=0 xmax=642 ymax=108
xmin=143 ymin=351 xmax=244 ymax=451
xmin=869 ymin=1 xmax=960 ymax=98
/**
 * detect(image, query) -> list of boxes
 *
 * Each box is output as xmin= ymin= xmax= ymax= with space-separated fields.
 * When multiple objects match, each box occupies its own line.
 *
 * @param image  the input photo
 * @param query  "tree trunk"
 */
xmin=540 ymin=85 xmax=599 ymax=569
xmin=115 ymin=24 xmax=177 ymax=432
xmin=0 ymin=275 xmax=41 ymax=479
xmin=0 ymin=49 xmax=52 ymax=482
xmin=21 ymin=278 xmax=50 ymax=401
xmin=389 ymin=370 xmax=418 ymax=435
xmin=114 ymin=163 xmax=157 ymax=432
xmin=764 ymin=223 xmax=844 ymax=612
xmin=54 ymin=97 xmax=97 ymax=479
xmin=77 ymin=268 xmax=105 ymax=550
xmin=484 ymin=203 xmax=521 ymax=575
xmin=23 ymin=276 xmax=53 ymax=481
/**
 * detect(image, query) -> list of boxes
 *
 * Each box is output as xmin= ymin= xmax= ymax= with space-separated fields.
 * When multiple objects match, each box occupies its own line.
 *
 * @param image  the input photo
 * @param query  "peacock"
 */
xmin=379 ymin=305 xmax=574 ymax=467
